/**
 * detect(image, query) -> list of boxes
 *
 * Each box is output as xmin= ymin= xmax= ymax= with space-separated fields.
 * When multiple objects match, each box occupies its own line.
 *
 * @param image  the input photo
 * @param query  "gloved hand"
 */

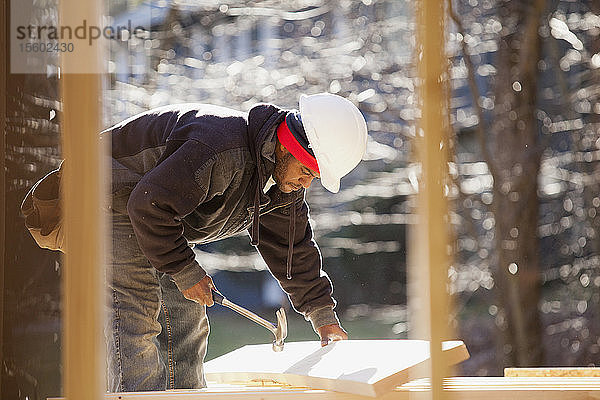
xmin=181 ymin=275 xmax=216 ymax=306
xmin=317 ymin=323 xmax=348 ymax=347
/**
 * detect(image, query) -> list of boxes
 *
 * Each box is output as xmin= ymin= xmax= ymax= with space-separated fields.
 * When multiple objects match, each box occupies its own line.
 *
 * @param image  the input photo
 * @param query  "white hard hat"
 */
xmin=299 ymin=93 xmax=368 ymax=193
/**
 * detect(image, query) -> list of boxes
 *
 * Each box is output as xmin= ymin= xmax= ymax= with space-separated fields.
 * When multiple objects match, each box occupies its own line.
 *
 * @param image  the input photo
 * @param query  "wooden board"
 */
xmin=48 ymin=377 xmax=600 ymax=400
xmin=505 ymin=367 xmax=600 ymax=377
xmin=204 ymin=340 xmax=469 ymax=397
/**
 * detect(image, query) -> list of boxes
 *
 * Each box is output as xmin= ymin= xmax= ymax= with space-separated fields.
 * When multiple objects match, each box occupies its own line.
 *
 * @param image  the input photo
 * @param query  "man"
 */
xmin=104 ymin=92 xmax=368 ymax=391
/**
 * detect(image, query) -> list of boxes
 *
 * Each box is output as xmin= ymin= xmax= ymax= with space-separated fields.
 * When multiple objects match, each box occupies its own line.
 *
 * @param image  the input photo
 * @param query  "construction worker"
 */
xmin=104 ymin=93 xmax=368 ymax=391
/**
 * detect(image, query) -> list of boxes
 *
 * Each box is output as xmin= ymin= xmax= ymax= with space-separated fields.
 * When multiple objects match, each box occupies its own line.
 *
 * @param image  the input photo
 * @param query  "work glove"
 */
xmin=181 ymin=275 xmax=216 ymax=306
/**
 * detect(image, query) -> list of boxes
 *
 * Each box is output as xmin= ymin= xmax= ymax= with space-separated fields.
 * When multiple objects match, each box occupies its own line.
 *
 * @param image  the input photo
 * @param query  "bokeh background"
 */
xmin=3 ymin=0 xmax=600 ymax=399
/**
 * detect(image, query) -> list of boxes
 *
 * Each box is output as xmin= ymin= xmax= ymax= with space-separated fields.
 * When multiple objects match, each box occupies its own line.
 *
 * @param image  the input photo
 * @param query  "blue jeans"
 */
xmin=106 ymin=214 xmax=209 ymax=392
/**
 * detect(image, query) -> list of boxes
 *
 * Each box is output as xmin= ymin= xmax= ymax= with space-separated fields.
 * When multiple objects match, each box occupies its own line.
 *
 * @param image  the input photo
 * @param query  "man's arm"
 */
xmin=255 ymin=192 xmax=347 ymax=343
xmin=126 ymin=139 xmax=216 ymax=292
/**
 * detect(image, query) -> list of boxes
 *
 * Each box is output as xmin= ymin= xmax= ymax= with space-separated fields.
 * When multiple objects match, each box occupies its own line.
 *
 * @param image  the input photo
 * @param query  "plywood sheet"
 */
xmin=205 ymin=339 xmax=469 ymax=397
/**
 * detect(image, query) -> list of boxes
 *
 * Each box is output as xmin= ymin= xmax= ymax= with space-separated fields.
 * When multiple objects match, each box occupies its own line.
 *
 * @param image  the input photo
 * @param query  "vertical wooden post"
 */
xmin=410 ymin=0 xmax=452 ymax=399
xmin=59 ymin=0 xmax=106 ymax=399
xmin=0 ymin=0 xmax=7 ymax=396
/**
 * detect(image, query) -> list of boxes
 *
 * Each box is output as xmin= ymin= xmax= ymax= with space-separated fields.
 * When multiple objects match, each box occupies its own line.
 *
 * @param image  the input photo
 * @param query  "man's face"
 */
xmin=273 ymin=142 xmax=320 ymax=193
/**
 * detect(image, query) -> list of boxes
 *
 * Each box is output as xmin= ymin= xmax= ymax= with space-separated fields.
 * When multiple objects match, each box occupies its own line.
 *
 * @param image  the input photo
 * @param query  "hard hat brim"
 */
xmin=299 ymin=94 xmax=341 ymax=194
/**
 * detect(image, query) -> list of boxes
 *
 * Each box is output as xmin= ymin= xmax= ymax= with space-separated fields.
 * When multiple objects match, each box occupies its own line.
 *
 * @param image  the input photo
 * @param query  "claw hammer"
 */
xmin=211 ymin=291 xmax=288 ymax=352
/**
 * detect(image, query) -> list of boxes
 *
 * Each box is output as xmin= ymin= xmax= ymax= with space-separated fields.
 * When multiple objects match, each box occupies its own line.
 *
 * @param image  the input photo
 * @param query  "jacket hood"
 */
xmin=245 ymin=103 xmax=287 ymax=246
xmin=246 ymin=103 xmax=305 ymax=280
xmin=246 ymin=104 xmax=287 ymax=185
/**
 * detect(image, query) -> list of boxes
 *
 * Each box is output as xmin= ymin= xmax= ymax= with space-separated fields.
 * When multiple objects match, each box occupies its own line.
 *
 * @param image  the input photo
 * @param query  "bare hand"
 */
xmin=317 ymin=323 xmax=348 ymax=347
xmin=181 ymin=275 xmax=215 ymax=306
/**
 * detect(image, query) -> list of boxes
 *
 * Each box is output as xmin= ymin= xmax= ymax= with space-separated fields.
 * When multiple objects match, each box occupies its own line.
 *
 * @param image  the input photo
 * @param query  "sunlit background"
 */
xmin=4 ymin=0 xmax=600 ymax=399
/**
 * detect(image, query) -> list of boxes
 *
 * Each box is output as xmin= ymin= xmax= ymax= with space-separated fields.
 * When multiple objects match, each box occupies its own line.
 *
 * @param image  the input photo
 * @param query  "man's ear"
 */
xmin=275 ymin=139 xmax=288 ymax=158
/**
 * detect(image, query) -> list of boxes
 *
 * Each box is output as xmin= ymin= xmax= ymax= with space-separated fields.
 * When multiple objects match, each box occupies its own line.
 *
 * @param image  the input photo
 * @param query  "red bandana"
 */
xmin=276 ymin=121 xmax=320 ymax=173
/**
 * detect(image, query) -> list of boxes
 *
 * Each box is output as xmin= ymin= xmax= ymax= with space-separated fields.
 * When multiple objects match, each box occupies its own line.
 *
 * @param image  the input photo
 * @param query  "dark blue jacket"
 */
xmin=102 ymin=103 xmax=339 ymax=330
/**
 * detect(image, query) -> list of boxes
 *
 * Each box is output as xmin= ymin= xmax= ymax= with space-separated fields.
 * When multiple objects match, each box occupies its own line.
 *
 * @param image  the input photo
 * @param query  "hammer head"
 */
xmin=271 ymin=307 xmax=288 ymax=352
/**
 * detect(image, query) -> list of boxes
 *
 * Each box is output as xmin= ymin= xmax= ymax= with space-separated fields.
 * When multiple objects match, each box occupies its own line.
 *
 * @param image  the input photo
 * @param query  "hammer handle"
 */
xmin=211 ymin=291 xmax=277 ymax=334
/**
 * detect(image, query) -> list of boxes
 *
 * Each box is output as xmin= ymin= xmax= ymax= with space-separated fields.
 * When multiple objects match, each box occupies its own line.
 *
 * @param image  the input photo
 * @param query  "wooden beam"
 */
xmin=59 ymin=0 xmax=106 ymax=399
xmin=60 ymin=74 xmax=106 ymax=400
xmin=48 ymin=377 xmax=600 ymax=400
xmin=0 ymin=0 xmax=7 ymax=395
xmin=505 ymin=368 xmax=600 ymax=378
xmin=411 ymin=0 xmax=452 ymax=398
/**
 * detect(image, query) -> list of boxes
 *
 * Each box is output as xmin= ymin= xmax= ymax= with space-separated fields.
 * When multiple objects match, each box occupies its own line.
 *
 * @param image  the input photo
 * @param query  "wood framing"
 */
xmin=204 ymin=340 xmax=469 ymax=397
xmin=60 ymin=76 xmax=106 ymax=400
xmin=59 ymin=1 xmax=106 ymax=399
xmin=48 ymin=377 xmax=600 ymax=400
xmin=411 ymin=0 xmax=452 ymax=398
xmin=505 ymin=368 xmax=600 ymax=377
xmin=0 ymin=0 xmax=7 ymax=395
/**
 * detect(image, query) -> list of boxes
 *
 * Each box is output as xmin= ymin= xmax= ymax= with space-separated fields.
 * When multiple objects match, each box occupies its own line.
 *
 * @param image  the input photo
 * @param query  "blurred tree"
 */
xmin=450 ymin=0 xmax=547 ymax=367
xmin=488 ymin=0 xmax=547 ymax=367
